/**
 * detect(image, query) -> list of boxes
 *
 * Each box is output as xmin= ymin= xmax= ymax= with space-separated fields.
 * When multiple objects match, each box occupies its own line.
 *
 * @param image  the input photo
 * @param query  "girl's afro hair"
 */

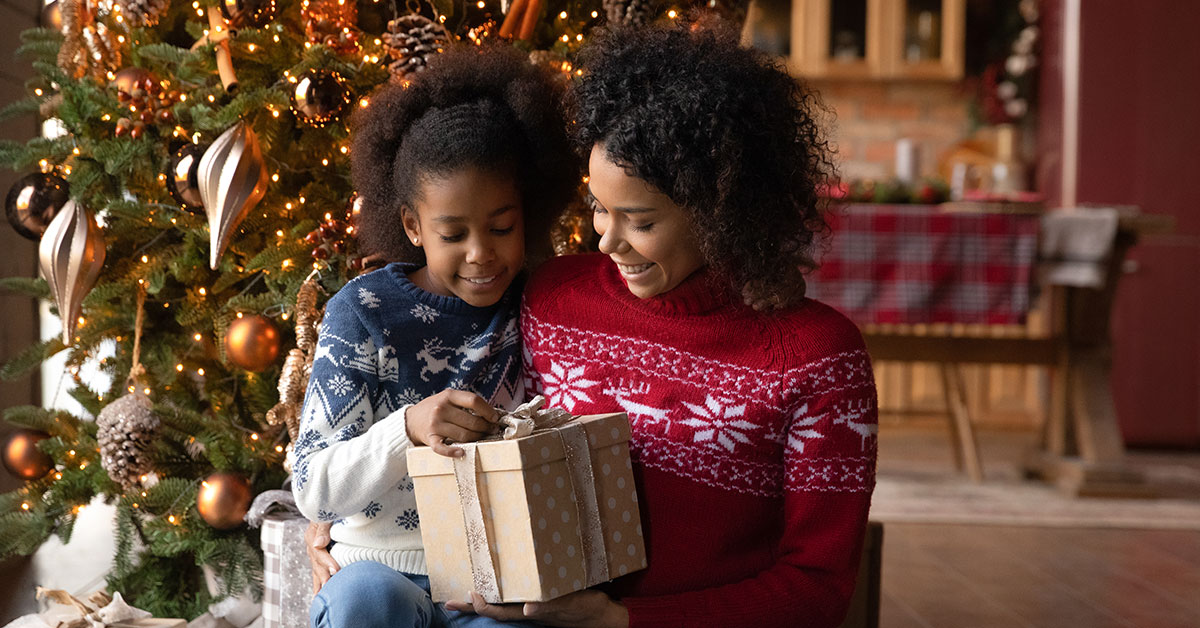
xmin=351 ymin=43 xmax=580 ymax=265
xmin=570 ymin=22 xmax=836 ymax=309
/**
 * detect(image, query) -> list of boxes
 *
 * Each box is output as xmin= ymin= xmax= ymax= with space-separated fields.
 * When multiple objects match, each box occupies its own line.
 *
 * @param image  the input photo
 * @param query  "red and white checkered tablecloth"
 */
xmin=806 ymin=204 xmax=1041 ymax=326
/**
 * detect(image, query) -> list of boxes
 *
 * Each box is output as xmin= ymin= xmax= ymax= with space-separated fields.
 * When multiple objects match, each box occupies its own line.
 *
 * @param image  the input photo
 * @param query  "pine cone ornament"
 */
xmin=97 ymin=391 xmax=161 ymax=489
xmin=603 ymin=0 xmax=658 ymax=26
xmin=116 ymin=0 xmax=169 ymax=28
xmin=382 ymin=15 xmax=453 ymax=81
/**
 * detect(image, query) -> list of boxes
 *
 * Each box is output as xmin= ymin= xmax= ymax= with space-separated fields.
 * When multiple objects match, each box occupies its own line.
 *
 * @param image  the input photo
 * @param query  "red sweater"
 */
xmin=521 ymin=254 xmax=878 ymax=628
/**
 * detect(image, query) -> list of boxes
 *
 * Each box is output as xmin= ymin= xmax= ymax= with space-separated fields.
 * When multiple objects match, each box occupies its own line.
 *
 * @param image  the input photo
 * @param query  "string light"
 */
xmin=197 ymin=368 xmax=206 ymax=376
xmin=275 ymin=445 xmax=284 ymax=452
xmin=168 ymin=514 xmax=177 ymax=523
xmin=251 ymin=433 xmax=259 ymax=441
xmin=668 ymin=9 xmax=677 ymax=18
xmin=198 ymin=287 xmax=207 ymax=296
xmin=558 ymin=11 xmax=567 ymax=18
xmin=193 ymin=333 xmax=202 ymax=341
xmin=176 ymin=364 xmax=184 ymax=372
xmin=21 ymin=502 xmax=30 ymax=510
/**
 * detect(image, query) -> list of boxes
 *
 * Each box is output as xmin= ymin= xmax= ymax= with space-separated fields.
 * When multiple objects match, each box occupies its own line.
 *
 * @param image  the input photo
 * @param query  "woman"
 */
xmin=310 ymin=23 xmax=877 ymax=628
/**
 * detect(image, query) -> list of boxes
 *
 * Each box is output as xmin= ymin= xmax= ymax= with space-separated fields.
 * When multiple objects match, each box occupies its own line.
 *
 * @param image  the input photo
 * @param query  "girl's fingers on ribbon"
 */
xmin=444 ymin=389 xmax=500 ymax=422
xmin=428 ymin=435 xmax=465 ymax=458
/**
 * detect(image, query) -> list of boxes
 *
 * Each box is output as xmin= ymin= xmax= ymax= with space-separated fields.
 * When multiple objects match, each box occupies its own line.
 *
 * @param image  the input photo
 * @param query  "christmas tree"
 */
xmin=0 ymin=0 xmax=741 ymax=619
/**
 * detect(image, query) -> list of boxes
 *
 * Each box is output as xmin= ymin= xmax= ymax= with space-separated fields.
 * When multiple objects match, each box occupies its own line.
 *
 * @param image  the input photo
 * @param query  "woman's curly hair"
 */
xmin=570 ymin=22 xmax=836 ymax=308
xmin=351 ymin=43 xmax=580 ymax=266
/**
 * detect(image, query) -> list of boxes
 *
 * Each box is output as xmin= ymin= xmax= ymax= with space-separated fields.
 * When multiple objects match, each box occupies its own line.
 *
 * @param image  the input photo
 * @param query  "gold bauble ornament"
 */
xmin=38 ymin=199 xmax=106 ymax=345
xmin=196 ymin=472 xmax=253 ymax=529
xmin=224 ymin=314 xmax=280 ymax=371
xmin=2 ymin=429 xmax=54 ymax=480
xmin=197 ymin=121 xmax=270 ymax=269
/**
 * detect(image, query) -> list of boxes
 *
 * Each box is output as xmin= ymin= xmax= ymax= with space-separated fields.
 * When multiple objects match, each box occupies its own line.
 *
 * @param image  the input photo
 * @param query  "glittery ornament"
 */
xmin=382 ymin=14 xmax=452 ymax=80
xmin=115 ymin=0 xmax=169 ymax=28
xmin=197 ymin=121 xmax=270 ymax=269
xmin=224 ymin=313 xmax=281 ymax=371
xmin=57 ymin=0 xmax=122 ymax=80
xmin=166 ymin=143 xmax=206 ymax=212
xmin=290 ymin=70 xmax=350 ymax=127
xmin=38 ymin=200 xmax=106 ymax=345
xmin=96 ymin=391 xmax=160 ymax=489
xmin=267 ymin=276 xmax=324 ymax=441
xmin=1 ymin=429 xmax=54 ymax=480
xmin=5 ymin=172 xmax=70 ymax=241
xmin=197 ymin=472 xmax=253 ymax=529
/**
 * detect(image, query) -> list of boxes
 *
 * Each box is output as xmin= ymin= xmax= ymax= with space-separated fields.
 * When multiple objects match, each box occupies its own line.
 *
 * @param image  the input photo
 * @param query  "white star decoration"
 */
xmin=787 ymin=402 xmax=826 ymax=453
xmin=680 ymin=395 xmax=757 ymax=453
xmin=540 ymin=361 xmax=598 ymax=411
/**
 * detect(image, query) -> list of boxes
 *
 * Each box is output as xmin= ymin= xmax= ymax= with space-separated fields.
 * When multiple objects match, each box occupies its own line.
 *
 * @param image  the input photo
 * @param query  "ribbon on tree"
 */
xmin=450 ymin=396 xmax=610 ymax=602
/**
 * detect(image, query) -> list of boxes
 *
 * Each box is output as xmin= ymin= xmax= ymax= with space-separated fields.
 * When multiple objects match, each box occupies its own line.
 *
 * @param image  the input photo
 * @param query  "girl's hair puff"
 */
xmin=351 ymin=43 xmax=579 ymax=265
xmin=570 ymin=23 xmax=836 ymax=309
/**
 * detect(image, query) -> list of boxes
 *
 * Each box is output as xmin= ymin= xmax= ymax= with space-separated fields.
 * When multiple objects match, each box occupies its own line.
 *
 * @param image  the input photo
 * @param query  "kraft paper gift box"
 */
xmin=409 ymin=411 xmax=647 ymax=603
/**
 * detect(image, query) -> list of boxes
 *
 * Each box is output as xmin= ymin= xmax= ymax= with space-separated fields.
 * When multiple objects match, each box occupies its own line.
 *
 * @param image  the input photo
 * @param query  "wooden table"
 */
xmin=862 ymin=207 xmax=1173 ymax=495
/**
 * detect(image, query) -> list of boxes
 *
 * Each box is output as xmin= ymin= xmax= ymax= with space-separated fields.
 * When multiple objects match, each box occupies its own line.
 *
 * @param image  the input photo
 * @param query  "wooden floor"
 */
xmin=876 ymin=426 xmax=1200 ymax=628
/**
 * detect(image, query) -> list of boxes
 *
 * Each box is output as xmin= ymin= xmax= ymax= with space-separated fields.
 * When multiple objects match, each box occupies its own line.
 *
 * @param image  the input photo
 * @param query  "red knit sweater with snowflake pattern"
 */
xmin=520 ymin=253 xmax=878 ymax=628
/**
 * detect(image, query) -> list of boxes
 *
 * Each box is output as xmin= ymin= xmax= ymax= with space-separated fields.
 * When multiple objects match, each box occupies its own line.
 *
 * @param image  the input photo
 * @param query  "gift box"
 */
xmin=409 ymin=411 xmax=647 ymax=603
xmin=260 ymin=515 xmax=315 ymax=628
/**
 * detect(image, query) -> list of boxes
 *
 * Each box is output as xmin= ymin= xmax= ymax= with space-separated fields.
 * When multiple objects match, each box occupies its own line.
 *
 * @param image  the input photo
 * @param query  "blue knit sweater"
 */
xmin=292 ymin=263 xmax=523 ymax=574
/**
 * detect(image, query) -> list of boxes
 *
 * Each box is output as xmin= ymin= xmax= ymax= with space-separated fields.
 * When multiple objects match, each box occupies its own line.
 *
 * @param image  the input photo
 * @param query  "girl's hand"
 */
xmin=445 ymin=589 xmax=629 ymax=628
xmin=405 ymin=389 xmax=500 ymax=457
xmin=305 ymin=521 xmax=340 ymax=594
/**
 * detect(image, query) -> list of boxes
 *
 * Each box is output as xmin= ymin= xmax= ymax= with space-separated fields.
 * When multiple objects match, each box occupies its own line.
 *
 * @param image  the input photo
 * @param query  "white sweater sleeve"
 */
xmin=291 ymin=294 xmax=416 ymax=522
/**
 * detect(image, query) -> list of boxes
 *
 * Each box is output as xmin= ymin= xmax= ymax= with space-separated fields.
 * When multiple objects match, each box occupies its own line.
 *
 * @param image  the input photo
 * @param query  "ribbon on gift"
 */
xmin=35 ymin=588 xmax=152 ymax=628
xmin=452 ymin=396 xmax=610 ymax=602
xmin=243 ymin=488 xmax=303 ymax=528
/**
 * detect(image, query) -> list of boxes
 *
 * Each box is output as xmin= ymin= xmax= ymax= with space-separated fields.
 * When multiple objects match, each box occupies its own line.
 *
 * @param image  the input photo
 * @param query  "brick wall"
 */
xmin=811 ymin=79 xmax=974 ymax=181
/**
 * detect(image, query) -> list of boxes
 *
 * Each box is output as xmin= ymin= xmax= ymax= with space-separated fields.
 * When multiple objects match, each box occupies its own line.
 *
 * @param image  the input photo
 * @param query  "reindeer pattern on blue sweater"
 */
xmin=290 ymin=263 xmax=522 ymax=572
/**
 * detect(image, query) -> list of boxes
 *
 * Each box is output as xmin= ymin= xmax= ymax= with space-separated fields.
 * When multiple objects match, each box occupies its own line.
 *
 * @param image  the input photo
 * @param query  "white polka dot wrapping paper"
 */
xmin=408 ymin=412 xmax=647 ymax=603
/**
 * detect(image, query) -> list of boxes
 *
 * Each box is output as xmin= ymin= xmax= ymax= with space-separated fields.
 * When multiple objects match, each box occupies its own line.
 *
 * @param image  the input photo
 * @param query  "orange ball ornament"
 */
xmin=224 ymin=314 xmax=281 ymax=371
xmin=2 ymin=429 xmax=54 ymax=480
xmin=196 ymin=472 xmax=253 ymax=529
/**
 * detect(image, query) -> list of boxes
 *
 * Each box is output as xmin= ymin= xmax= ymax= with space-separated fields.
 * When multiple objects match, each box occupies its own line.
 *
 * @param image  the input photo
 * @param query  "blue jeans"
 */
xmin=310 ymin=560 xmax=541 ymax=628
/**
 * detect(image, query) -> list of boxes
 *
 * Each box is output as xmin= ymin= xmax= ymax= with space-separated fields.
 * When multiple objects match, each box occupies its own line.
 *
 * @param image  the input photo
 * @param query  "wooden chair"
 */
xmin=838 ymin=521 xmax=883 ymax=628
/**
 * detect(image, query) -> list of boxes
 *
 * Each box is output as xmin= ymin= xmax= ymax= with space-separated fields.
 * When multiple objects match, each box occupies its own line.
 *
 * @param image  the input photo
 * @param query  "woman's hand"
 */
xmin=305 ymin=521 xmax=340 ymax=594
xmin=445 ymin=589 xmax=628 ymax=628
xmin=405 ymin=389 xmax=500 ymax=457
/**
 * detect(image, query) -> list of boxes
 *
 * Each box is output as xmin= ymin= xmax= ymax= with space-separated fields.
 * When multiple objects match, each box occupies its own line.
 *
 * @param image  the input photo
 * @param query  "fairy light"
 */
xmin=561 ymin=34 xmax=569 ymax=43
xmin=251 ymin=433 xmax=260 ymax=441
xmin=168 ymin=515 xmax=177 ymax=524
xmin=77 ymin=316 xmax=85 ymax=327
xmin=668 ymin=9 xmax=677 ymax=18
xmin=275 ymin=445 xmax=284 ymax=453
xmin=248 ymin=44 xmax=256 ymax=52
xmin=558 ymin=11 xmax=567 ymax=18
xmin=55 ymin=473 xmax=62 ymax=480
xmin=271 ymin=174 xmax=279 ymax=182
xmin=197 ymin=368 xmax=206 ymax=376
xmin=141 ymin=255 xmax=149 ymax=263
xmin=176 ymin=364 xmax=184 ymax=372
xmin=271 ymin=109 xmax=280 ymax=118
xmin=339 ymin=146 xmax=349 ymax=154
xmin=276 ymin=230 xmax=284 ymax=237
xmin=359 ymin=98 xmax=370 ymax=108
xmin=208 ymin=95 xmax=215 ymax=102
xmin=591 ymin=10 xmax=598 ymax=17
xmin=236 ymin=312 xmax=244 ymax=319
xmin=199 ymin=287 xmax=207 ymax=296
xmin=282 ymin=259 xmax=292 ymax=269
xmin=321 ymin=159 xmax=329 ymax=166
xmin=285 ymin=202 xmax=293 ymax=210
xmin=68 ymin=450 xmax=75 ymax=457
xmin=102 ymin=114 xmax=111 ymax=121
xmin=193 ymin=333 xmax=202 ymax=341
xmin=300 ymin=196 xmax=307 ymax=204
xmin=34 ymin=88 xmax=43 ymax=96
xmin=163 ymin=303 xmax=170 ymax=308
xmin=127 ymin=385 xmax=135 ymax=393
xmin=576 ymin=34 xmax=584 ymax=41
xmin=274 ymin=34 xmax=280 ymax=42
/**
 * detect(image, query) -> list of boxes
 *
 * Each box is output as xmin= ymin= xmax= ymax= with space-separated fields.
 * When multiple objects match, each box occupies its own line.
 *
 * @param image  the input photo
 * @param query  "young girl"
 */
xmin=291 ymin=43 xmax=578 ymax=628
xmin=451 ymin=22 xmax=878 ymax=628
